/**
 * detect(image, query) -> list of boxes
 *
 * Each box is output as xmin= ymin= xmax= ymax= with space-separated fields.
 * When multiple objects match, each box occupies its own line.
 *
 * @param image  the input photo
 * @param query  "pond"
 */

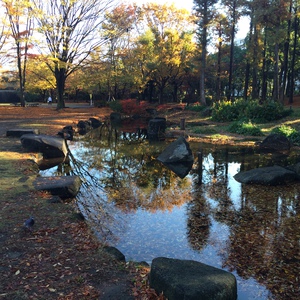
xmin=41 ymin=126 xmax=300 ymax=300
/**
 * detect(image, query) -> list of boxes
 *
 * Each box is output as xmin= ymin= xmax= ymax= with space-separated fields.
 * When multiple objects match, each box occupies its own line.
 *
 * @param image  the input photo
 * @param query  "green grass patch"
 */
xmin=227 ymin=120 xmax=264 ymax=136
xmin=0 ymin=151 xmax=36 ymax=198
xmin=190 ymin=126 xmax=217 ymax=135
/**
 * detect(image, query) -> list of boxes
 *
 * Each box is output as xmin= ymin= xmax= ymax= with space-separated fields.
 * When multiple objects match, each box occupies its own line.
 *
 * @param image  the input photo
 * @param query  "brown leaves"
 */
xmin=129 ymin=263 xmax=165 ymax=300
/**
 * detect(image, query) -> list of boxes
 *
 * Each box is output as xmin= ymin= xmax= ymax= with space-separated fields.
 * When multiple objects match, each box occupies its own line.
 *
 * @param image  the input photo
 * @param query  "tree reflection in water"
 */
xmin=40 ymin=127 xmax=300 ymax=300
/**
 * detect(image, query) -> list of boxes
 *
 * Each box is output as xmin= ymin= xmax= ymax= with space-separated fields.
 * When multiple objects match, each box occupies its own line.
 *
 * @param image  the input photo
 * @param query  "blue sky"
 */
xmin=128 ymin=0 xmax=249 ymax=39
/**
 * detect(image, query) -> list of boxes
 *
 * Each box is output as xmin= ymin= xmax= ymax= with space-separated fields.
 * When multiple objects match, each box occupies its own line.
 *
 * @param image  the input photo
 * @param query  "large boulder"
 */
xmin=34 ymin=176 xmax=81 ymax=199
xmin=150 ymin=257 xmax=237 ymax=300
xmin=57 ymin=125 xmax=74 ymax=140
xmin=234 ymin=165 xmax=297 ymax=185
xmin=77 ymin=120 xmax=92 ymax=135
xmin=89 ymin=117 xmax=102 ymax=129
xmin=157 ymin=136 xmax=194 ymax=178
xmin=20 ymin=134 xmax=68 ymax=159
xmin=157 ymin=136 xmax=193 ymax=164
xmin=259 ymin=133 xmax=291 ymax=152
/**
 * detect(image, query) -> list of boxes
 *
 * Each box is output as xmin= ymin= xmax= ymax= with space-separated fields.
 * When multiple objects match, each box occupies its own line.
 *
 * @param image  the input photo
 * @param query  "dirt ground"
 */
xmin=0 ymin=105 xmax=163 ymax=300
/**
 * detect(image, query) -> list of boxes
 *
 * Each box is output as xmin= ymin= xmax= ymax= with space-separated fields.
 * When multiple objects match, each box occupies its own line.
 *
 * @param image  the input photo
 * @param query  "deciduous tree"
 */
xmin=32 ymin=0 xmax=115 ymax=109
xmin=3 ymin=0 xmax=34 ymax=106
xmin=137 ymin=3 xmax=195 ymax=103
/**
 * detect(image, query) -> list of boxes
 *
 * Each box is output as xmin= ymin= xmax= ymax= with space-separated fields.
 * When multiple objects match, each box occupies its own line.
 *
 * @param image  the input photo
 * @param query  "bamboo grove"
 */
xmin=0 ymin=0 xmax=299 ymax=108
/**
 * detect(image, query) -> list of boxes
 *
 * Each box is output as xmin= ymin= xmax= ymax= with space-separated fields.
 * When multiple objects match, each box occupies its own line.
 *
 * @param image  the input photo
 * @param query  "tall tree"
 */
xmin=212 ymin=13 xmax=230 ymax=100
xmin=0 ymin=11 xmax=9 ymax=67
xmin=194 ymin=0 xmax=218 ymax=105
xmin=32 ymin=0 xmax=115 ymax=109
xmin=222 ymin=0 xmax=244 ymax=100
xmin=280 ymin=0 xmax=293 ymax=103
xmin=3 ymin=0 xmax=34 ymax=107
xmin=25 ymin=54 xmax=56 ymax=99
xmin=289 ymin=1 xmax=299 ymax=104
xmin=101 ymin=4 xmax=140 ymax=100
xmin=136 ymin=3 xmax=195 ymax=103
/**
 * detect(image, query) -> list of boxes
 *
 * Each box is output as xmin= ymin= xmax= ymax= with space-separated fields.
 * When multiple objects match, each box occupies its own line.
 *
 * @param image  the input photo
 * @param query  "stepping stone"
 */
xmin=150 ymin=257 xmax=237 ymax=300
xmin=6 ymin=128 xmax=40 ymax=137
xmin=20 ymin=134 xmax=68 ymax=158
xmin=34 ymin=176 xmax=82 ymax=199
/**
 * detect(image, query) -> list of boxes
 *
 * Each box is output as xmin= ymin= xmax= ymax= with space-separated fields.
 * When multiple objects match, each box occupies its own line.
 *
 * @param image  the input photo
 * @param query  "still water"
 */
xmin=41 ymin=127 xmax=300 ymax=300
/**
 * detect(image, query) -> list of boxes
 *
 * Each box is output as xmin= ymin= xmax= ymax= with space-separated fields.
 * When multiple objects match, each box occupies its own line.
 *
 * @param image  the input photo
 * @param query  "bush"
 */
xmin=227 ymin=120 xmax=263 ymax=136
xmin=211 ymin=99 xmax=247 ymax=122
xmin=272 ymin=125 xmax=300 ymax=145
xmin=211 ymin=99 xmax=291 ymax=123
xmin=245 ymin=100 xmax=290 ymax=122
xmin=108 ymin=100 xmax=123 ymax=113
xmin=108 ymin=99 xmax=151 ymax=115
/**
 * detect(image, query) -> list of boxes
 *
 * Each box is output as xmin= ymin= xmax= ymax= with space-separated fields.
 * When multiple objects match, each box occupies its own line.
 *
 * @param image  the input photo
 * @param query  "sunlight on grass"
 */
xmin=0 ymin=152 xmax=37 ymax=196
xmin=0 ymin=151 xmax=26 ymax=160
xmin=24 ymin=123 xmax=48 ymax=127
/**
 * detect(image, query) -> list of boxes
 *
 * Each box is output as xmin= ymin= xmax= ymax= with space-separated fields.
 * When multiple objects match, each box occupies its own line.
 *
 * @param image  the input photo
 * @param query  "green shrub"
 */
xmin=211 ymin=100 xmax=246 ymax=122
xmin=246 ymin=101 xmax=290 ymax=122
xmin=227 ymin=120 xmax=263 ymax=136
xmin=211 ymin=99 xmax=291 ymax=123
xmin=272 ymin=125 xmax=300 ymax=145
xmin=272 ymin=124 xmax=296 ymax=136
xmin=108 ymin=100 xmax=123 ymax=113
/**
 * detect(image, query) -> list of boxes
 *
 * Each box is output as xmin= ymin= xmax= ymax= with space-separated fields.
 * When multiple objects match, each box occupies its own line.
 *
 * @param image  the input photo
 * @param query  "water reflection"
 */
xmin=40 ymin=127 xmax=300 ymax=300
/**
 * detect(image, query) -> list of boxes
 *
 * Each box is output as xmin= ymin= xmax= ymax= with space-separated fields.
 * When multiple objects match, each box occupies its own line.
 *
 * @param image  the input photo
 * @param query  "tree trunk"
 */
xmin=227 ymin=0 xmax=236 ymax=101
xmin=273 ymin=41 xmax=279 ymax=101
xmin=55 ymin=67 xmax=66 ymax=109
xmin=199 ymin=44 xmax=207 ymax=105
xmin=16 ymin=42 xmax=25 ymax=107
xmin=251 ymin=24 xmax=260 ymax=99
xmin=280 ymin=0 xmax=292 ymax=104
xmin=216 ymin=31 xmax=222 ymax=101
xmin=261 ymin=33 xmax=267 ymax=102
xmin=199 ymin=1 xmax=208 ymax=106
xmin=243 ymin=16 xmax=253 ymax=100
xmin=289 ymin=11 xmax=298 ymax=104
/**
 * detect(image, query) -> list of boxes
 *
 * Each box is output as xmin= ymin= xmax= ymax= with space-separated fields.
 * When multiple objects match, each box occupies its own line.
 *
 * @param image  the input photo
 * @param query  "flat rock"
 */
xmin=150 ymin=257 xmax=237 ymax=300
xmin=6 ymin=128 xmax=40 ymax=137
xmin=20 ymin=134 xmax=68 ymax=158
xmin=34 ymin=176 xmax=82 ymax=199
xmin=234 ymin=165 xmax=297 ymax=185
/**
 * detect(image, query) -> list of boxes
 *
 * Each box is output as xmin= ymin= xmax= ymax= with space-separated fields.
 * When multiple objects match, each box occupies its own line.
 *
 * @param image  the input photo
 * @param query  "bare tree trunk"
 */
xmin=251 ymin=24 xmax=259 ymax=99
xmin=261 ymin=33 xmax=267 ymax=102
xmin=280 ymin=0 xmax=292 ymax=104
xmin=273 ymin=41 xmax=279 ymax=101
xmin=227 ymin=0 xmax=236 ymax=101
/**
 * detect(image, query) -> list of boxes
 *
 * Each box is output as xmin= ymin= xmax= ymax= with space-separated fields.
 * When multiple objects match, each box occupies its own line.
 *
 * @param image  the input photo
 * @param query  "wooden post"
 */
xmin=197 ymin=151 xmax=203 ymax=185
xmin=180 ymin=118 xmax=186 ymax=130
